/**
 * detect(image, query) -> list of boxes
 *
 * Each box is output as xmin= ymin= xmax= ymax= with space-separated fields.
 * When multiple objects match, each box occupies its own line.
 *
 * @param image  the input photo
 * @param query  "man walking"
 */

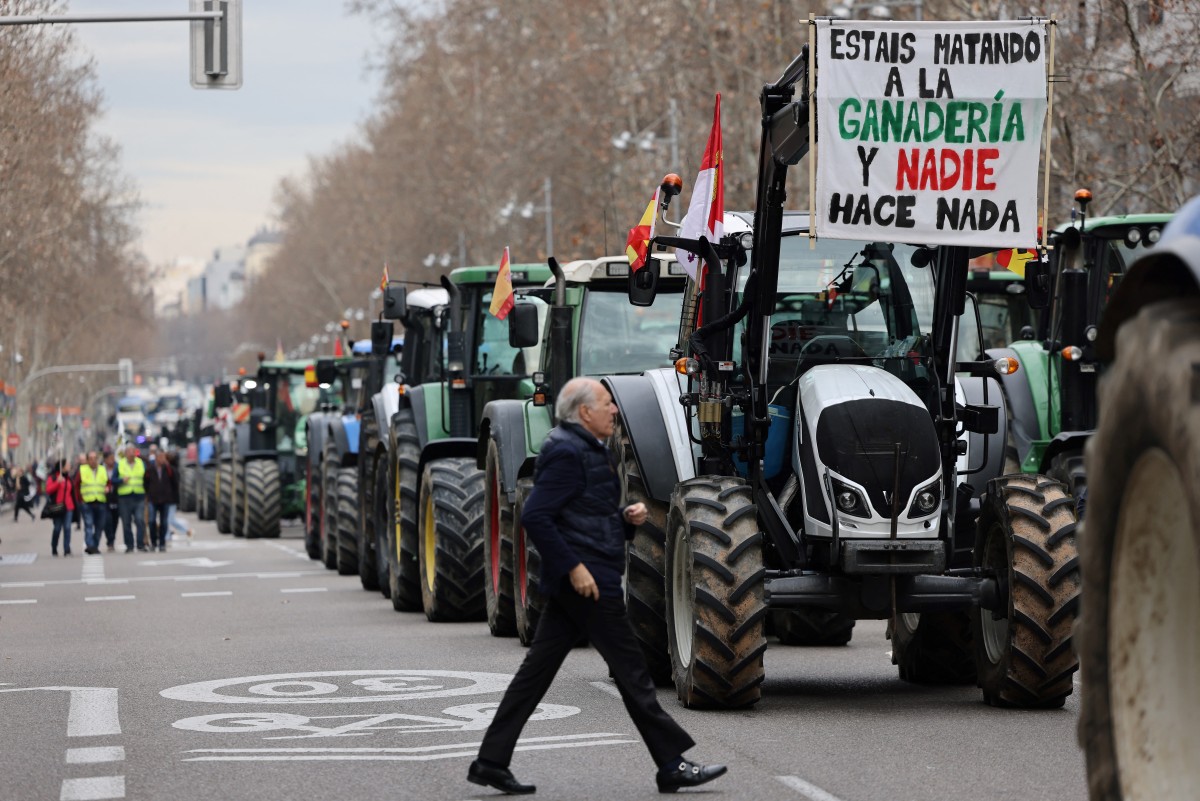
xmin=468 ymin=378 xmax=726 ymax=795
xmin=144 ymin=449 xmax=177 ymax=552
xmin=77 ymin=452 xmax=108 ymax=555
xmin=102 ymin=450 xmax=119 ymax=551
xmin=117 ymin=446 xmax=147 ymax=552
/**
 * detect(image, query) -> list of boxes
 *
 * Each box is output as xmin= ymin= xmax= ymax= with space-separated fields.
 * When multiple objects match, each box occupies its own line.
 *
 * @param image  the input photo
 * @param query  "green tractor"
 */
xmin=382 ymin=263 xmax=552 ymax=621
xmin=990 ymin=190 xmax=1173 ymax=496
xmin=476 ymin=254 xmax=688 ymax=642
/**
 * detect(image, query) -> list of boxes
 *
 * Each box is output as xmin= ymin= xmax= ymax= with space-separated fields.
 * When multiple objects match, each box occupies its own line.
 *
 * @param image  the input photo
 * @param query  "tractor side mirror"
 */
xmin=507 ymin=303 xmax=540 ymax=349
xmin=370 ymin=321 xmax=394 ymax=356
xmin=213 ymin=385 xmax=233 ymax=408
xmin=1024 ymin=256 xmax=1052 ymax=310
xmin=315 ymin=358 xmax=338 ymax=386
xmin=628 ymin=266 xmax=659 ymax=307
xmin=382 ymin=285 xmax=407 ymax=320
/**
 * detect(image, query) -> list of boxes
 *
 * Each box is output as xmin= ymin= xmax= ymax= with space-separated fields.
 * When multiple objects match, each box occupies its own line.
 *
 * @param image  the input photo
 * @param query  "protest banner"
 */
xmin=814 ymin=19 xmax=1051 ymax=248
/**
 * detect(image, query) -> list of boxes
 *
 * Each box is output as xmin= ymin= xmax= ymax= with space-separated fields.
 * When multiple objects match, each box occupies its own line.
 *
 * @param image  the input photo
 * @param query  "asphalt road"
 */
xmin=0 ymin=509 xmax=1088 ymax=801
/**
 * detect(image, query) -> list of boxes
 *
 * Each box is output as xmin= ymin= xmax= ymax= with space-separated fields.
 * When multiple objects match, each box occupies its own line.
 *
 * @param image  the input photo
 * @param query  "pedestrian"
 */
xmin=12 ymin=467 xmax=36 ymax=522
xmin=44 ymin=460 xmax=76 ymax=556
xmin=467 ymin=378 xmax=726 ymax=796
xmin=162 ymin=452 xmax=192 ymax=545
xmin=101 ymin=450 xmax=119 ymax=551
xmin=77 ymin=451 xmax=109 ymax=555
xmin=116 ymin=445 xmax=147 ymax=552
xmin=144 ymin=448 xmax=178 ymax=552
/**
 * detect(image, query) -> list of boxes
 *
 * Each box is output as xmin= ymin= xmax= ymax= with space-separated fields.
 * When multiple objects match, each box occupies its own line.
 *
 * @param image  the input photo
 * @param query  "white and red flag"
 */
xmin=676 ymin=94 xmax=724 ymax=278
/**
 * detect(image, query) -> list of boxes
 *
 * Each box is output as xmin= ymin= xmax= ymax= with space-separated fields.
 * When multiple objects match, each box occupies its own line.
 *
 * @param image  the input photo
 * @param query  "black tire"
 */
xmin=242 ymin=460 xmax=281 ymax=539
xmin=321 ymin=438 xmax=339 ymax=571
xmin=179 ymin=466 xmax=197 ymax=512
xmin=304 ymin=459 xmax=321 ymax=560
xmin=230 ymin=460 xmax=246 ymax=538
xmin=357 ymin=415 xmax=381 ymax=591
xmin=888 ymin=610 xmax=975 ymax=684
xmin=417 ymin=457 xmax=486 ymax=622
xmin=387 ymin=410 xmax=422 ymax=611
xmin=483 ymin=439 xmax=517 ymax=637
xmin=372 ymin=458 xmax=391 ymax=597
xmin=665 ymin=476 xmax=767 ymax=709
xmin=1047 ymin=450 xmax=1087 ymax=501
xmin=614 ymin=419 xmax=672 ymax=684
xmin=216 ymin=462 xmax=232 ymax=534
xmin=202 ymin=467 xmax=217 ymax=522
xmin=335 ymin=468 xmax=359 ymax=576
xmin=973 ymin=473 xmax=1079 ymax=708
xmin=512 ymin=478 xmax=543 ymax=646
xmin=772 ymin=610 xmax=855 ymax=646
xmin=1079 ymin=299 xmax=1200 ymax=801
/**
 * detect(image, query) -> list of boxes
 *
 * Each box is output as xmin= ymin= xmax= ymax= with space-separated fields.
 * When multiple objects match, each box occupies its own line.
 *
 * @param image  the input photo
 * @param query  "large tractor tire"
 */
xmin=664 ymin=476 xmax=767 ymax=709
xmin=335 ymin=468 xmax=359 ymax=576
xmin=357 ymin=415 xmax=381 ymax=591
xmin=773 ymin=610 xmax=855 ymax=646
xmin=614 ymin=419 xmax=672 ymax=684
xmin=417 ymin=457 xmax=486 ymax=622
xmin=321 ymin=440 xmax=339 ymax=571
xmin=888 ymin=610 xmax=975 ymax=684
xmin=242 ymin=460 xmax=282 ymax=539
xmin=387 ymin=410 xmax=423 ymax=612
xmin=304 ymin=460 xmax=321 ymax=560
xmin=1078 ymin=300 xmax=1200 ymax=801
xmin=216 ymin=462 xmax=233 ymax=534
xmin=371 ymin=460 xmax=391 ymax=598
xmin=1047 ymin=450 xmax=1087 ymax=502
xmin=973 ymin=473 xmax=1079 ymax=708
xmin=179 ymin=466 xmax=197 ymax=513
xmin=230 ymin=460 xmax=246 ymax=538
xmin=202 ymin=468 xmax=217 ymax=522
xmin=512 ymin=478 xmax=543 ymax=646
xmin=483 ymin=439 xmax=517 ymax=637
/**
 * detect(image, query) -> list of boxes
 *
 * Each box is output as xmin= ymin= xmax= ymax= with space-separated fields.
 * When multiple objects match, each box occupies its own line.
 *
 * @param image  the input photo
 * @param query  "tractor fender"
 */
xmin=957 ymin=374 xmax=1008 ymax=500
xmin=478 ymin=399 xmax=532 ymax=502
xmin=605 ymin=368 xmax=695 ymax=505
xmin=326 ymin=417 xmax=358 ymax=467
xmin=306 ymin=413 xmax=328 ymax=472
xmin=371 ymin=388 xmax=401 ymax=453
xmin=986 ymin=346 xmax=1038 ymax=466
xmin=417 ymin=438 xmax=477 ymax=483
xmin=407 ymin=385 xmax=432 ymax=450
xmin=1040 ymin=431 xmax=1091 ymax=473
xmin=198 ymin=437 xmax=214 ymax=467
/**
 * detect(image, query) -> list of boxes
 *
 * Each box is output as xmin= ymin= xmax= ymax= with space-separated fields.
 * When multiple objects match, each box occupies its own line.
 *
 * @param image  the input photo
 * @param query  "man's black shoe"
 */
xmin=656 ymin=760 xmax=727 ymax=793
xmin=85 ymin=547 xmax=100 ymax=555
xmin=467 ymin=760 xmax=535 ymax=795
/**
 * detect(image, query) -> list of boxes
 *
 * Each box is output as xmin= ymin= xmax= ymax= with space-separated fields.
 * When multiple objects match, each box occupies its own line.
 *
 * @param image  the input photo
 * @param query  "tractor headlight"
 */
xmin=907 ymin=482 xmax=941 ymax=518
xmin=837 ymin=491 xmax=857 ymax=511
xmin=830 ymin=478 xmax=869 ymax=519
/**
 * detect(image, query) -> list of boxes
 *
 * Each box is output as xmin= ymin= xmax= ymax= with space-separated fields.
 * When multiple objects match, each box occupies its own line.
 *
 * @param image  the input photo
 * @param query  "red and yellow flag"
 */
xmin=625 ymin=187 xmax=660 ymax=271
xmin=996 ymin=247 xmax=1037 ymax=277
xmin=380 ymin=263 xmax=390 ymax=291
xmin=489 ymin=247 xmax=515 ymax=319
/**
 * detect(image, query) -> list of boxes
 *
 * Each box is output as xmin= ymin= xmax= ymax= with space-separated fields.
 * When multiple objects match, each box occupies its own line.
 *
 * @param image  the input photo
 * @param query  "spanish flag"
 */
xmin=996 ymin=247 xmax=1038 ymax=277
xmin=625 ymin=187 xmax=660 ymax=272
xmin=489 ymin=247 xmax=514 ymax=319
xmin=380 ymin=262 xmax=390 ymax=291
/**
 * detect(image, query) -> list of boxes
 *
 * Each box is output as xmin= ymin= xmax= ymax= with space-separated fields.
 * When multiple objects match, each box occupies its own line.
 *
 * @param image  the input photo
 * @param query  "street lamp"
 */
xmin=498 ymin=176 xmax=554 ymax=257
xmin=611 ymin=98 xmax=680 ymax=174
xmin=423 ymin=252 xmax=453 ymax=269
xmin=830 ymin=0 xmax=922 ymax=20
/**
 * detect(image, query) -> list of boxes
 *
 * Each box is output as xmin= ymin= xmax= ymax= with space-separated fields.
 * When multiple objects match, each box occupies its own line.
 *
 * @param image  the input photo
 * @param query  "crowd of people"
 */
xmin=1 ymin=445 xmax=191 ymax=557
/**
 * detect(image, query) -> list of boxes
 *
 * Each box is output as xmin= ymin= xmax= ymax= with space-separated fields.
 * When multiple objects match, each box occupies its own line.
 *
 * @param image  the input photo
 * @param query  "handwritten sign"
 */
xmin=815 ymin=20 xmax=1048 ymax=247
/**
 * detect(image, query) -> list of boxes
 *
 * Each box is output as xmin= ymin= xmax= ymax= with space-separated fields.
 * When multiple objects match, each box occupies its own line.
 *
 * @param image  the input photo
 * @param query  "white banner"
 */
xmin=815 ymin=20 xmax=1048 ymax=248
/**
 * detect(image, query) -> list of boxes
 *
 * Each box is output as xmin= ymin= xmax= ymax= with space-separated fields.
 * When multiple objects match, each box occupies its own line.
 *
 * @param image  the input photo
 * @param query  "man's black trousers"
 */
xmin=477 ymin=590 xmax=694 ymax=768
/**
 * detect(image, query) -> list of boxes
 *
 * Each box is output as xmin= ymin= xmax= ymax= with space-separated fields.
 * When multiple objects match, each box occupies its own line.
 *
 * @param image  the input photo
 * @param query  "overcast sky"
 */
xmin=68 ymin=0 xmax=382 ymax=266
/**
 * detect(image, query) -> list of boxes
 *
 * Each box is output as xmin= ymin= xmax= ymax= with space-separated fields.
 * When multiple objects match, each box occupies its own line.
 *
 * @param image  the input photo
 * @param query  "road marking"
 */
xmin=85 ymin=596 xmax=136 ymax=602
xmin=181 ymin=591 xmax=233 ymax=598
xmin=2 ymin=569 xmax=325 ymax=589
xmin=81 ymin=556 xmax=105 ymax=582
xmin=66 ymin=746 xmax=126 ymax=764
xmin=0 ymin=687 xmax=122 ymax=736
xmin=777 ymin=775 xmax=848 ymax=801
xmin=265 ymin=542 xmax=313 ymax=562
xmin=3 ymin=581 xmax=44 ymax=587
xmin=84 ymin=580 xmax=129 ymax=586
xmin=589 ymin=681 xmax=622 ymax=699
xmin=183 ymin=733 xmax=635 ymax=762
xmin=162 ymin=670 xmax=514 ymax=705
xmin=0 ymin=552 xmax=38 ymax=565
xmin=0 ymin=599 xmax=37 ymax=605
xmin=280 ymin=587 xmax=327 ymax=594
xmin=139 ymin=557 xmax=232 ymax=568
xmin=260 ymin=572 xmax=305 ymax=579
xmin=59 ymin=775 xmax=125 ymax=800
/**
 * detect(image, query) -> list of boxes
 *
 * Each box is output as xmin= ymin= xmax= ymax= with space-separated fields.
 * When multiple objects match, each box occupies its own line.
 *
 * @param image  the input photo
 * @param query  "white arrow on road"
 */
xmin=138 ymin=557 xmax=233 ymax=568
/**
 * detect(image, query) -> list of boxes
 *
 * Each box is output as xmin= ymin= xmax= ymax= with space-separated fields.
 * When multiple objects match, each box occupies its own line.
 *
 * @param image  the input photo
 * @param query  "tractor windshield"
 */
xmin=579 ymin=289 xmax=682 ymax=375
xmin=475 ymin=291 xmax=536 ymax=377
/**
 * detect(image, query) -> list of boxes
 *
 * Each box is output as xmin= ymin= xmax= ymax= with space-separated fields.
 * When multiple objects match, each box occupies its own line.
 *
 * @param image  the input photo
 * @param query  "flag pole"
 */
xmin=808 ymin=14 xmax=817 ymax=250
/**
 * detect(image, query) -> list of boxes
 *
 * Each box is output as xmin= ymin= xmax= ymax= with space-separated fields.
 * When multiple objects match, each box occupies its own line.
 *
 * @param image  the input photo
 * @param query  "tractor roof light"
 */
xmin=1062 ymin=345 xmax=1083 ymax=361
xmin=1125 ymin=227 xmax=1142 ymax=247
xmin=242 ymin=379 xmax=257 ymax=390
xmin=675 ymin=357 xmax=701 ymax=378
xmin=1074 ymin=188 xmax=1093 ymax=204
xmin=660 ymin=173 xmax=683 ymax=199
xmin=1147 ymin=227 xmax=1162 ymax=244
xmin=1085 ymin=326 xmax=1099 ymax=342
xmin=994 ymin=356 xmax=1020 ymax=375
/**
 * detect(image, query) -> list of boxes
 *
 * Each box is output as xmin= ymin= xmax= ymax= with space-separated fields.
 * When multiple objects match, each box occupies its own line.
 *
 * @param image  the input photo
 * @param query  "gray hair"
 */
xmin=556 ymin=377 xmax=600 ymax=424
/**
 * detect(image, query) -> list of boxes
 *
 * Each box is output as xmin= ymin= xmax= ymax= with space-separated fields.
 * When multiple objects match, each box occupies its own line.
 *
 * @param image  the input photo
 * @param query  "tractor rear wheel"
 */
xmin=888 ymin=610 xmax=975 ymax=684
xmin=973 ymin=474 xmax=1079 ymax=708
xmin=242 ymin=460 xmax=282 ymax=539
xmin=357 ymin=415 xmax=380 ymax=591
xmin=483 ymin=439 xmax=517 ymax=637
xmin=1047 ymin=450 xmax=1087 ymax=501
xmin=512 ymin=478 xmax=543 ymax=646
xmin=304 ymin=460 xmax=321 ymax=560
xmin=230 ymin=461 xmax=246 ymax=538
xmin=387 ymin=410 xmax=422 ymax=611
xmin=773 ymin=610 xmax=855 ymax=646
xmin=615 ymin=419 xmax=671 ymax=684
xmin=321 ymin=439 xmax=339 ymax=571
xmin=1078 ymin=300 xmax=1200 ymax=801
xmin=202 ymin=468 xmax=217 ymax=522
xmin=417 ymin=457 xmax=486 ymax=622
xmin=665 ymin=476 xmax=766 ymax=709
xmin=216 ymin=462 xmax=232 ymax=534
xmin=335 ymin=468 xmax=359 ymax=576
xmin=372 ymin=460 xmax=391 ymax=597
xmin=179 ymin=467 xmax=197 ymax=512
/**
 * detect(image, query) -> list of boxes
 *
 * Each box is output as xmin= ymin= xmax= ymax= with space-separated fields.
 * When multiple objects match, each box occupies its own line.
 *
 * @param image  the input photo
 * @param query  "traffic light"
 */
xmin=190 ymin=0 xmax=242 ymax=90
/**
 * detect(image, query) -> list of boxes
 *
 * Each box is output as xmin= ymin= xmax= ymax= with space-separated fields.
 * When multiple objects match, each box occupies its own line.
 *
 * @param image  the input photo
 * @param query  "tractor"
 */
xmin=476 ymin=254 xmax=688 ymax=643
xmin=382 ymin=263 xmax=552 ymax=621
xmin=610 ymin=50 xmax=1077 ymax=709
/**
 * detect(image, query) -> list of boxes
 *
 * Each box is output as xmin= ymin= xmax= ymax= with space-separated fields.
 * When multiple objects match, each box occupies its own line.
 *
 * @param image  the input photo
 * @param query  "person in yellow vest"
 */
xmin=116 ymin=445 xmax=148 ymax=553
xmin=78 ymin=451 xmax=109 ymax=556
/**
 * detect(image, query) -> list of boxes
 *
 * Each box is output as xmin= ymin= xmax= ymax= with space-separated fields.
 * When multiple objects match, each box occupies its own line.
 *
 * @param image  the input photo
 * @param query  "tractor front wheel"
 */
xmin=242 ymin=460 xmax=281 ymax=539
xmin=387 ymin=410 xmax=422 ymax=611
xmin=335 ymin=468 xmax=359 ymax=576
xmin=216 ymin=462 xmax=232 ymax=534
xmin=483 ymin=439 xmax=517 ymax=637
xmin=512 ymin=478 xmax=543 ymax=646
xmin=417 ymin=457 xmax=486 ymax=622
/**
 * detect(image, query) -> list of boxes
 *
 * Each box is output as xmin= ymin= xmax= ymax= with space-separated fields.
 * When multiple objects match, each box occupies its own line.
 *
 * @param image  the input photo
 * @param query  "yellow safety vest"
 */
xmin=79 ymin=465 xmax=108 ymax=503
xmin=117 ymin=458 xmax=145 ymax=496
